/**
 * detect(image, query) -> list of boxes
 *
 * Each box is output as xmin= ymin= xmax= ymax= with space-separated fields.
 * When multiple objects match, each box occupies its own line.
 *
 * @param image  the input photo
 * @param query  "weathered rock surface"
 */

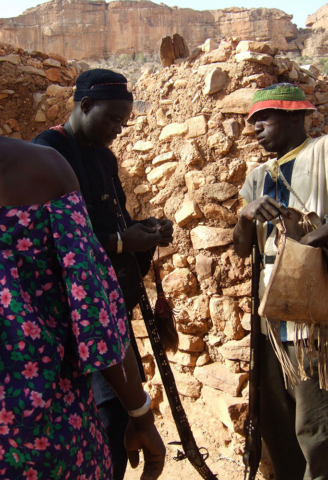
xmin=162 ymin=268 xmax=197 ymax=296
xmin=202 ymin=387 xmax=248 ymax=433
xmin=0 ymin=1 xmax=300 ymax=60
xmin=194 ymin=363 xmax=248 ymax=396
xmin=190 ymin=226 xmax=233 ymax=250
xmin=219 ymin=335 xmax=251 ymax=362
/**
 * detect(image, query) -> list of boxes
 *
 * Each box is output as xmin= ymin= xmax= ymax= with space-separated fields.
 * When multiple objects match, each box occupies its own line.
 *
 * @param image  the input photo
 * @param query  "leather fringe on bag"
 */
xmin=259 ymin=210 xmax=328 ymax=390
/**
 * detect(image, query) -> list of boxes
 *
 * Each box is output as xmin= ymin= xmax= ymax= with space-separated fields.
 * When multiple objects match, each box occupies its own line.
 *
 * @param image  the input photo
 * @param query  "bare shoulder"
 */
xmin=0 ymin=138 xmax=79 ymax=206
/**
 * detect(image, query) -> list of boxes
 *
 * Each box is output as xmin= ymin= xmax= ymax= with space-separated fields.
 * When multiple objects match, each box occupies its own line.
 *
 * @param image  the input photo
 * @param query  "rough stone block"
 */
xmin=172 ymin=370 xmax=202 ymax=398
xmin=208 ymin=132 xmax=233 ymax=155
xmin=159 ymin=122 xmax=188 ymax=140
xmin=0 ymin=55 xmax=21 ymax=65
xmin=203 ymin=38 xmax=219 ymax=52
xmin=43 ymin=58 xmax=61 ymax=68
xmin=175 ymin=195 xmax=203 ymax=227
xmin=147 ymin=162 xmax=178 ymax=185
xmin=219 ymin=335 xmax=251 ymax=362
xmin=235 ymin=51 xmax=273 ymax=66
xmin=18 ymin=66 xmax=46 ymax=77
xmin=162 ymin=268 xmax=197 ymax=296
xmin=203 ymin=68 xmax=227 ymax=95
xmin=185 ymin=115 xmax=207 ymax=138
xmin=134 ymin=184 xmax=151 ymax=195
xmin=195 ymin=363 xmax=248 ymax=396
xmin=217 ymin=88 xmax=256 ymax=114
xmin=203 ymin=203 xmax=237 ymax=225
xmin=196 ymin=351 xmax=210 ymax=367
xmin=222 ymin=118 xmax=239 ymax=138
xmin=132 ymin=140 xmax=154 ymax=152
xmin=195 ymin=254 xmax=213 ymax=281
xmin=35 ymin=110 xmax=47 ymax=122
xmin=167 ymin=350 xmax=198 ymax=367
xmin=209 ymin=296 xmax=244 ymax=339
xmin=178 ymin=333 xmax=205 ymax=352
xmin=152 ymin=151 xmax=175 ymax=165
xmin=222 ymin=280 xmax=251 ymax=297
xmin=236 ymin=40 xmax=275 ymax=55
xmin=185 ymin=171 xmax=206 ymax=193
xmin=202 ymin=387 xmax=248 ymax=433
xmin=181 ymin=140 xmax=203 ymax=165
xmin=202 ymin=183 xmax=238 ymax=202
xmin=46 ymin=104 xmax=59 ymax=121
xmin=190 ymin=226 xmax=233 ymax=250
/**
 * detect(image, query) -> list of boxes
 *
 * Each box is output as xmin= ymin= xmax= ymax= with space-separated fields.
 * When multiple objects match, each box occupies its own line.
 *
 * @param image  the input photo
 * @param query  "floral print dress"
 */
xmin=0 ymin=191 xmax=130 ymax=480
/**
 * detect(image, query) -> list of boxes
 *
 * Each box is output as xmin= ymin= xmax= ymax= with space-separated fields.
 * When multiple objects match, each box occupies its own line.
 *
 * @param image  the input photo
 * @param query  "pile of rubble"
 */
xmin=1 ymin=37 xmax=328 ymax=477
xmin=110 ymin=37 xmax=328 ymax=473
xmin=0 ymin=43 xmax=78 ymax=140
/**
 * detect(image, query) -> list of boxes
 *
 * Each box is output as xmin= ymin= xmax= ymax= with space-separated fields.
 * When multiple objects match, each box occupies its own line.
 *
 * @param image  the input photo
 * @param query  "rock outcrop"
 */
xmin=0 ymin=0 xmax=299 ymax=61
xmin=303 ymin=5 xmax=328 ymax=58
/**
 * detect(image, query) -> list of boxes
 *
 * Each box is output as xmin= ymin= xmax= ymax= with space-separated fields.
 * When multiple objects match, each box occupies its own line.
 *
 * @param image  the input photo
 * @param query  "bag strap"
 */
xmin=277 ymin=164 xmax=309 ymax=213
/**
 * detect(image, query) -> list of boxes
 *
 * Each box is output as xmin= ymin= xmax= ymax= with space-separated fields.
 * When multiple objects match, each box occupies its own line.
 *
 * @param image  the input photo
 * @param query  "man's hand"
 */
xmin=241 ymin=195 xmax=291 ymax=223
xmin=121 ymin=223 xmax=163 ymax=252
xmin=146 ymin=217 xmax=173 ymax=246
xmin=234 ymin=195 xmax=291 ymax=258
xmin=124 ymin=410 xmax=166 ymax=480
xmin=299 ymin=224 xmax=328 ymax=247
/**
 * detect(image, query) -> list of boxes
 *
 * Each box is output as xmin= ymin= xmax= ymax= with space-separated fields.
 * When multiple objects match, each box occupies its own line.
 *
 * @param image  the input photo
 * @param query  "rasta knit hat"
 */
xmin=247 ymin=83 xmax=316 ymax=124
xmin=74 ymin=68 xmax=133 ymax=102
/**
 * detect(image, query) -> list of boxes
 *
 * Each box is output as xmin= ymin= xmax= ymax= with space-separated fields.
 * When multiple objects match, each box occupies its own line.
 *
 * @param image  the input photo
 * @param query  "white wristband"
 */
xmin=128 ymin=392 xmax=151 ymax=417
xmin=117 ymin=231 xmax=123 ymax=254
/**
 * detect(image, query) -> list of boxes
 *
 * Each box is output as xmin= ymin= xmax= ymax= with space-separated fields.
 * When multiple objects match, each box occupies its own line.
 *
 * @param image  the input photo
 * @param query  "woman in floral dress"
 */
xmin=0 ymin=138 xmax=165 ymax=480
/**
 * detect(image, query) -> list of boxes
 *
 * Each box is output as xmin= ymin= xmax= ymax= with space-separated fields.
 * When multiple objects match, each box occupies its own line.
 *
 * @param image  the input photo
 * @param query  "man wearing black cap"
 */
xmin=32 ymin=69 xmax=173 ymax=480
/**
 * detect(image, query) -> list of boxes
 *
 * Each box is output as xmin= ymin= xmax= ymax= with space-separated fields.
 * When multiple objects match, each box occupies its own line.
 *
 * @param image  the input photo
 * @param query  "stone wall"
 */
xmin=1 ymin=39 xmax=328 ymax=476
xmin=0 ymin=0 xmax=299 ymax=61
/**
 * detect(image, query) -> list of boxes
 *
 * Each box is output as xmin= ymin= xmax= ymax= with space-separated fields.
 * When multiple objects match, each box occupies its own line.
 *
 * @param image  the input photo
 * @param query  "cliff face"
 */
xmin=0 ymin=0 xmax=298 ymax=60
xmin=304 ymin=4 xmax=328 ymax=58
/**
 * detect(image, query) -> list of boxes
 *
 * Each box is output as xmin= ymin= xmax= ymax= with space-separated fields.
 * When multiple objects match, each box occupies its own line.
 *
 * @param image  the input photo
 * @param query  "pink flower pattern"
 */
xmin=0 ymin=191 xmax=129 ymax=479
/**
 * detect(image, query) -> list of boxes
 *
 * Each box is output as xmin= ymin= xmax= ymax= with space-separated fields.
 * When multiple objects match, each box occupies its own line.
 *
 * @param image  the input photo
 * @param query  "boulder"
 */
xmin=196 ymin=351 xmax=210 ymax=367
xmin=46 ymin=105 xmax=59 ymax=121
xmin=203 ymin=68 xmax=227 ymax=95
xmin=162 ymin=268 xmax=197 ymax=296
xmin=0 ymin=55 xmax=21 ymax=65
xmin=190 ymin=226 xmax=233 ymax=250
xmin=194 ymin=363 xmax=248 ymax=396
xmin=45 ymin=68 xmax=61 ymax=82
xmin=171 ymin=370 xmax=202 ymax=398
xmin=203 ymin=38 xmax=219 ymax=52
xmin=35 ymin=110 xmax=47 ymax=122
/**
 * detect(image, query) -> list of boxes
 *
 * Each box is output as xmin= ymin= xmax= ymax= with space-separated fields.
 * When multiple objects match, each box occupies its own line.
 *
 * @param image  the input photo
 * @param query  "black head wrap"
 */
xmin=74 ymin=69 xmax=133 ymax=102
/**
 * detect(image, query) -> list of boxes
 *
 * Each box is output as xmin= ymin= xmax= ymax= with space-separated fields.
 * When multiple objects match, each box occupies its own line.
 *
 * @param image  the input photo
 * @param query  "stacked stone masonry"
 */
xmin=1 ymin=38 xmax=328 ymax=477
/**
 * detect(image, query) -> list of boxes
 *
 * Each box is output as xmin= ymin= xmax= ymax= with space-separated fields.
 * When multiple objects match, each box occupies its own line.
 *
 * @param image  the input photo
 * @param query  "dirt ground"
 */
xmin=125 ymin=416 xmax=269 ymax=480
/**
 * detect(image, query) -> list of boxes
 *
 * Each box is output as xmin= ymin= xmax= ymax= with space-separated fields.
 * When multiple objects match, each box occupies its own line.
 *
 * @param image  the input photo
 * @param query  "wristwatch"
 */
xmin=117 ymin=231 xmax=123 ymax=254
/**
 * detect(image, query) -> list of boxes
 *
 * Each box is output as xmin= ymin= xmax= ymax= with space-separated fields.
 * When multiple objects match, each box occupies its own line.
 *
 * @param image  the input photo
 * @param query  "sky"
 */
xmin=0 ymin=0 xmax=326 ymax=28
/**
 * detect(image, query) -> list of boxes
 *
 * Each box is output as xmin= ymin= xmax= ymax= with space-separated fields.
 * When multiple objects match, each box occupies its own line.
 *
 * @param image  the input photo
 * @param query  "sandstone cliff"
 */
xmin=303 ymin=4 xmax=328 ymax=58
xmin=0 ymin=0 xmax=299 ymax=61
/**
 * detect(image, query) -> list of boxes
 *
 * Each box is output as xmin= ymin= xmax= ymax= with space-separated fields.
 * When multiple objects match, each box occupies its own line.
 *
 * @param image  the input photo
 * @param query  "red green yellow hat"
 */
xmin=247 ymin=83 xmax=316 ymax=124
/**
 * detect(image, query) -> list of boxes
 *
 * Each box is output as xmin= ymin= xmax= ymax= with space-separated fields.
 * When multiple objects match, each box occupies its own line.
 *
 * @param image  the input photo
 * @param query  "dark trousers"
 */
xmin=260 ymin=334 xmax=328 ymax=480
xmin=97 ymin=397 xmax=130 ymax=480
